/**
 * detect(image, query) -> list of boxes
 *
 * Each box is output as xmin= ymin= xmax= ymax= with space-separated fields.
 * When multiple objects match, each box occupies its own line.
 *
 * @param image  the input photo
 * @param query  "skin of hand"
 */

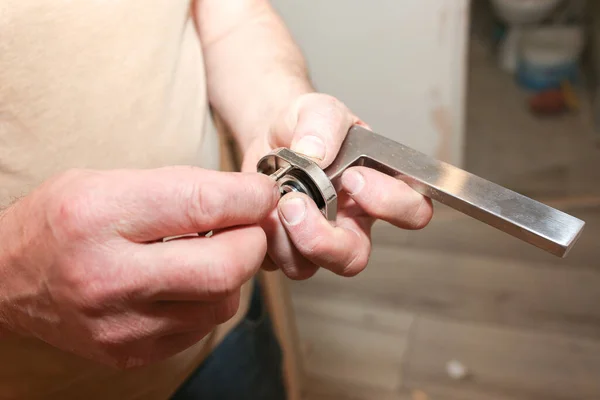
xmin=0 ymin=167 xmax=279 ymax=369
xmin=241 ymin=93 xmax=434 ymax=280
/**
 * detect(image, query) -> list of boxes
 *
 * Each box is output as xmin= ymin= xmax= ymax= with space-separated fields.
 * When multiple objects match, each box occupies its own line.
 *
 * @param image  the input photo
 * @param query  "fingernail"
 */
xmin=279 ymin=197 xmax=306 ymax=226
xmin=292 ymin=136 xmax=326 ymax=160
xmin=342 ymin=170 xmax=365 ymax=195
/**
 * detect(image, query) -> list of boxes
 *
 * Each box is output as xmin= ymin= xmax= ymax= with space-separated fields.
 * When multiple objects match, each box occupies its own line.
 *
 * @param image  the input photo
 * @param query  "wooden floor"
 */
xmin=288 ymin=34 xmax=600 ymax=400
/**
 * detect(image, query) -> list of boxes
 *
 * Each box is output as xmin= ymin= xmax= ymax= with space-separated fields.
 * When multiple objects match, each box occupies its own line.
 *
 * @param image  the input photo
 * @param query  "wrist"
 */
xmin=0 ymin=193 xmax=45 ymax=337
xmin=0 ymin=202 xmax=19 ymax=335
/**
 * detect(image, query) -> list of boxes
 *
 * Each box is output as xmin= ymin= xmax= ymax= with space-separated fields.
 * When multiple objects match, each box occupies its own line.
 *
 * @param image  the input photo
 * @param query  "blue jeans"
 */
xmin=170 ymin=281 xmax=287 ymax=400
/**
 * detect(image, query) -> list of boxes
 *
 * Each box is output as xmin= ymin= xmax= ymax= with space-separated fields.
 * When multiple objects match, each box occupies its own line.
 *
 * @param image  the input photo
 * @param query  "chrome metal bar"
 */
xmin=325 ymin=126 xmax=585 ymax=258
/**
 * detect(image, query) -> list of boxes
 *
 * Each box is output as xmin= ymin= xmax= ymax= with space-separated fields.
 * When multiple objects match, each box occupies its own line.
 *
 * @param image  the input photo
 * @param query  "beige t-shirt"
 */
xmin=0 ymin=1 xmax=252 ymax=399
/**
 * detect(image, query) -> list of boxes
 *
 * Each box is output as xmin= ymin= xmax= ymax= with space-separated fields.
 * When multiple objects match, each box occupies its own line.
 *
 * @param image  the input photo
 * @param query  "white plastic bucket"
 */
xmin=491 ymin=0 xmax=563 ymax=25
xmin=516 ymin=25 xmax=584 ymax=90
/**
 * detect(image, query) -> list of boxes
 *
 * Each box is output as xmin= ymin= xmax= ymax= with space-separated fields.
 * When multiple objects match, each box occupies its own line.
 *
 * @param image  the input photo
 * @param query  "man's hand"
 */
xmin=0 ymin=167 xmax=279 ymax=368
xmin=195 ymin=2 xmax=432 ymax=279
xmin=242 ymin=93 xmax=434 ymax=279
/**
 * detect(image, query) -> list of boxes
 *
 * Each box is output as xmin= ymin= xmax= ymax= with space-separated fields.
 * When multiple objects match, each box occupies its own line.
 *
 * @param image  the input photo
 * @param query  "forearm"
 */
xmin=195 ymin=0 xmax=314 ymax=153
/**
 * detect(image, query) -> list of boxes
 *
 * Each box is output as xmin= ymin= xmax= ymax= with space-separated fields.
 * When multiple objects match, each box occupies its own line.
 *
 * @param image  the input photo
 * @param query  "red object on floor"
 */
xmin=529 ymin=88 xmax=567 ymax=115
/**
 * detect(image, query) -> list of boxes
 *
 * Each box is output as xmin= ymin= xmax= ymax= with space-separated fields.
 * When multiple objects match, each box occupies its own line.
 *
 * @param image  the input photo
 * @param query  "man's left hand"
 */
xmin=242 ymin=93 xmax=433 ymax=280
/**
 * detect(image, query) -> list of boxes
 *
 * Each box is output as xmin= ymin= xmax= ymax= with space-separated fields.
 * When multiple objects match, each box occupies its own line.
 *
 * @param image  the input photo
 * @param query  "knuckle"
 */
xmin=299 ymin=93 xmax=346 ymax=127
xmin=342 ymin=249 xmax=370 ymax=277
xmin=248 ymin=178 xmax=278 ymax=216
xmin=285 ymin=264 xmax=319 ymax=281
xmin=298 ymin=234 xmax=328 ymax=258
xmin=63 ymin=277 xmax=103 ymax=311
xmin=185 ymin=183 xmax=224 ymax=228
xmin=89 ymin=319 xmax=172 ymax=369
xmin=45 ymin=172 xmax=98 ymax=241
xmin=57 ymin=266 xmax=122 ymax=314
xmin=75 ymin=283 xmax=117 ymax=313
xmin=323 ymin=95 xmax=350 ymax=124
xmin=341 ymin=231 xmax=371 ymax=277
xmin=210 ymin=296 xmax=241 ymax=325
xmin=91 ymin=324 xmax=149 ymax=369
xmin=206 ymin=259 xmax=239 ymax=298
xmin=314 ymin=93 xmax=343 ymax=109
xmin=411 ymin=216 xmax=430 ymax=230
xmin=408 ymin=198 xmax=433 ymax=230
xmin=47 ymin=262 xmax=100 ymax=311
xmin=48 ymin=196 xmax=88 ymax=240
xmin=207 ymin=229 xmax=266 ymax=298
xmin=91 ymin=322 xmax=128 ymax=349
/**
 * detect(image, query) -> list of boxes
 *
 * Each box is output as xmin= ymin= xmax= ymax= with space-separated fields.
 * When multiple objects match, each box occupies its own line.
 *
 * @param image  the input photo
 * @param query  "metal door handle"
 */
xmin=257 ymin=125 xmax=585 ymax=258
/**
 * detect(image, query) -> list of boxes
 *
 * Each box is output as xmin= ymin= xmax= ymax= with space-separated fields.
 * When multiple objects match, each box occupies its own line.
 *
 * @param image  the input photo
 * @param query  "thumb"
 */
xmin=270 ymin=93 xmax=363 ymax=169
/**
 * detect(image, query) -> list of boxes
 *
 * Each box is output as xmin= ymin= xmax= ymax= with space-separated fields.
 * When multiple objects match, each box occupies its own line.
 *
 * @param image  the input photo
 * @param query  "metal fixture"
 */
xmin=257 ymin=125 xmax=585 ymax=258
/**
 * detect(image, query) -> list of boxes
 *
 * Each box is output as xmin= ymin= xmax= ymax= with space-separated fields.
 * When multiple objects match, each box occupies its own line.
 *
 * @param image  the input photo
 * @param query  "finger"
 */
xmin=260 ymin=254 xmax=279 ymax=272
xmin=151 ymin=328 xmax=214 ymax=363
xmin=149 ymin=292 xmax=242 ymax=335
xmin=269 ymin=93 xmax=360 ymax=168
xmin=113 ymin=167 xmax=279 ymax=242
xmin=130 ymin=225 xmax=267 ymax=301
xmin=340 ymin=166 xmax=433 ymax=230
xmin=94 ymin=293 xmax=240 ymax=351
xmin=261 ymin=208 xmax=320 ymax=280
xmin=277 ymin=193 xmax=372 ymax=277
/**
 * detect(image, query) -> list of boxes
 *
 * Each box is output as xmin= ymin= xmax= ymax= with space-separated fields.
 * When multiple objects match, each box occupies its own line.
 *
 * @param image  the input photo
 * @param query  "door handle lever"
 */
xmin=257 ymin=125 xmax=585 ymax=258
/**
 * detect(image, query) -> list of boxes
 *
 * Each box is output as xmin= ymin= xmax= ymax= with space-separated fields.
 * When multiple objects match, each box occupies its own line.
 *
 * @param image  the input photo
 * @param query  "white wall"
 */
xmin=271 ymin=0 xmax=470 ymax=166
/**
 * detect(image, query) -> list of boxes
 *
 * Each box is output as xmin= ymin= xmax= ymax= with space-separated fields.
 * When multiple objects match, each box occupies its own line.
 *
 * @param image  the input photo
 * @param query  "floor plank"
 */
xmin=290 ymin=246 xmax=600 ymax=340
xmin=293 ymin=296 xmax=413 ymax=391
xmin=292 ymin=290 xmax=415 ymax=335
xmin=302 ymin=375 xmax=412 ymax=400
xmin=404 ymin=316 xmax=600 ymax=400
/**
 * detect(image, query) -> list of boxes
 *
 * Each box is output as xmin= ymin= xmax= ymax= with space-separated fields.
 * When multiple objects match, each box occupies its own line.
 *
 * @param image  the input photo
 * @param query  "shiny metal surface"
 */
xmin=325 ymin=125 xmax=585 ymax=258
xmin=257 ymin=148 xmax=338 ymax=220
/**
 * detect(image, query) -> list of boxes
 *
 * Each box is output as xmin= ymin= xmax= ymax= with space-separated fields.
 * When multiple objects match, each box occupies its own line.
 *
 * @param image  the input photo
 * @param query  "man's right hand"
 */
xmin=0 ymin=166 xmax=279 ymax=369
